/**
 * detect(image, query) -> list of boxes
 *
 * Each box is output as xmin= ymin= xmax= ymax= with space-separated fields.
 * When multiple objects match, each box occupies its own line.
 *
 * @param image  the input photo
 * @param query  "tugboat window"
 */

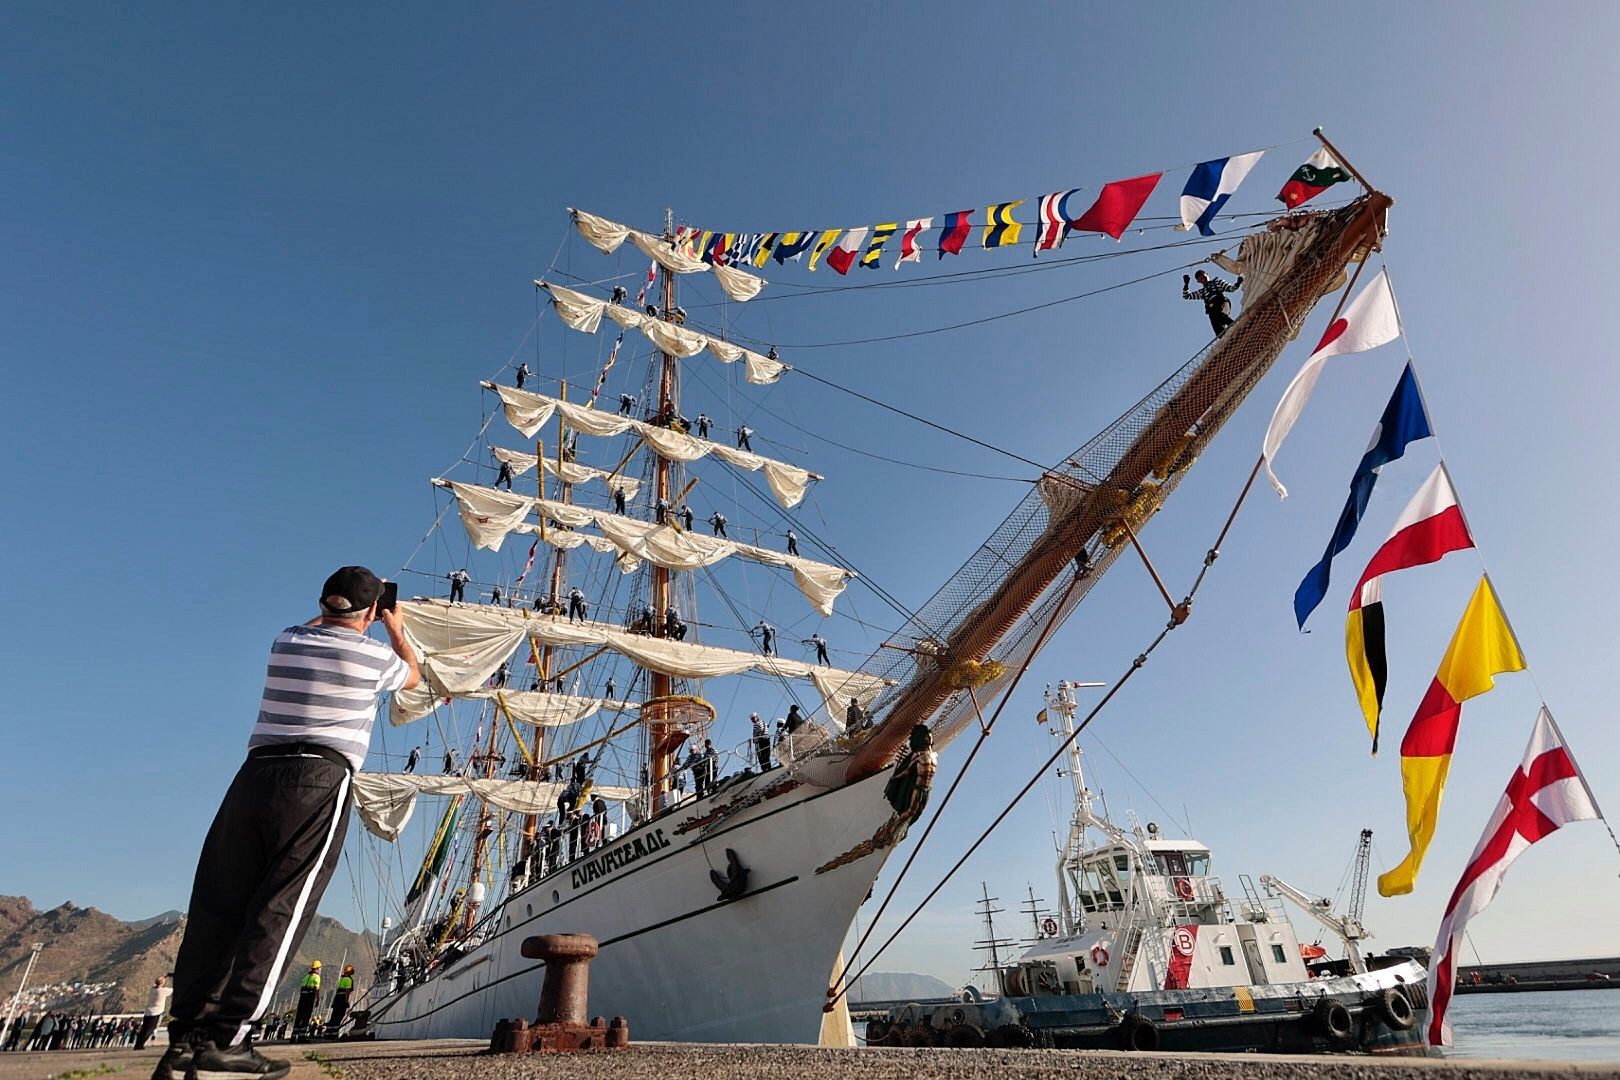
xmin=1271 ymin=944 xmax=1287 ymax=964
xmin=1220 ymin=946 xmax=1236 ymax=965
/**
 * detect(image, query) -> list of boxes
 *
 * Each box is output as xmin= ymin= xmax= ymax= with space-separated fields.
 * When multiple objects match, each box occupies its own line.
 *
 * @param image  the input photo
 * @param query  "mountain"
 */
xmin=126 ymin=910 xmax=184 ymax=932
xmin=0 ymin=897 xmax=374 ymax=1017
xmin=847 ymin=971 xmax=959 ymax=1003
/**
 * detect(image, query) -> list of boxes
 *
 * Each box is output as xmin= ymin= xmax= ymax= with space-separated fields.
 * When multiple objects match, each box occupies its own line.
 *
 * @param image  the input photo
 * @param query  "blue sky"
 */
xmin=4 ymin=3 xmax=1619 ymax=988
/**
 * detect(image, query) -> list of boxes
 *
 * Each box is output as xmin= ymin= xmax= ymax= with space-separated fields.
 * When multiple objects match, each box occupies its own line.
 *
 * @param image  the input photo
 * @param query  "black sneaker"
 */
xmin=189 ymin=1038 xmax=291 ymax=1080
xmin=150 ymin=1036 xmax=193 ymax=1080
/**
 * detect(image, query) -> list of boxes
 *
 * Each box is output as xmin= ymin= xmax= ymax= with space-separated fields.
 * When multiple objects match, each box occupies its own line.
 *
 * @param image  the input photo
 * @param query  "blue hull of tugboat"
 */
xmin=873 ymin=963 xmax=1431 ymax=1055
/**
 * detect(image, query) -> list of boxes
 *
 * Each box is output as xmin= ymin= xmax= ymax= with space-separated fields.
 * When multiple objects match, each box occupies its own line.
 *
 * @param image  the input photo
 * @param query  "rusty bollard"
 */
xmin=489 ymin=933 xmax=630 ymax=1052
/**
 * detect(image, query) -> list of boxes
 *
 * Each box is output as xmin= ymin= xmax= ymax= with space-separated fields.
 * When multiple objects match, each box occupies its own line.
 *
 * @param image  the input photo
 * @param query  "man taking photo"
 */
xmin=155 ymin=566 xmax=419 ymax=1080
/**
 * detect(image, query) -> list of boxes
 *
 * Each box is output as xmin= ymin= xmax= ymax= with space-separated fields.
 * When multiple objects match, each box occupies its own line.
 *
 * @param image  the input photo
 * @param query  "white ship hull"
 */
xmin=368 ymin=768 xmax=896 ymax=1044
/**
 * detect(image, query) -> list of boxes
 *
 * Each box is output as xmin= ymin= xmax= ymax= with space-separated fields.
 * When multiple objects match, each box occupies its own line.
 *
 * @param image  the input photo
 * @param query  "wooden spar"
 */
xmin=845 ymin=193 xmax=1393 ymax=783
xmin=1312 ymin=127 xmax=1375 ymax=196
xmin=601 ymin=437 xmax=645 ymax=488
xmin=647 ymin=239 xmax=678 ymax=804
xmin=523 ymin=383 xmax=573 ymax=858
xmin=543 ymin=645 xmax=610 ymax=685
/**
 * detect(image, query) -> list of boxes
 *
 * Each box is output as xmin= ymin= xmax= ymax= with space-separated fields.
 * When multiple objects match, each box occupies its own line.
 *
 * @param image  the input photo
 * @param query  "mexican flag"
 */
xmin=1277 ymin=148 xmax=1351 ymax=209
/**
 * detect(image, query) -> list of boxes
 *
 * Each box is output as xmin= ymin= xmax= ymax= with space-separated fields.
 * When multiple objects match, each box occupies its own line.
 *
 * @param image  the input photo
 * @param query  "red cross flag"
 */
xmin=1426 ymin=707 xmax=1604 ymax=1045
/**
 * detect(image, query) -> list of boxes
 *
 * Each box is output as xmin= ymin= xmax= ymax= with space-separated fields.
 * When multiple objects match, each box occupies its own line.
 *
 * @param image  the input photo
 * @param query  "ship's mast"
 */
xmin=1044 ymin=680 xmax=1109 ymax=932
xmin=521 ymin=397 xmax=573 ymax=863
xmin=647 ymin=208 xmax=678 ymax=804
xmin=971 ymin=883 xmax=1014 ymax=980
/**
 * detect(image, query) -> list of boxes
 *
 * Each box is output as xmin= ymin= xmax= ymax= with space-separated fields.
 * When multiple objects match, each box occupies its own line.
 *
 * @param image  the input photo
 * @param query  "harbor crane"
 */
xmin=1259 ymin=829 xmax=1375 ymax=975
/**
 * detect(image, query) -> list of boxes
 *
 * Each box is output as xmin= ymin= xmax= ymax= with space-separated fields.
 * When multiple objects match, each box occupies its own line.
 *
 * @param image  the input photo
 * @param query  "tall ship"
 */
xmin=343 ymin=154 xmax=1396 ymax=1045
xmin=867 ymin=680 xmax=1430 ymax=1053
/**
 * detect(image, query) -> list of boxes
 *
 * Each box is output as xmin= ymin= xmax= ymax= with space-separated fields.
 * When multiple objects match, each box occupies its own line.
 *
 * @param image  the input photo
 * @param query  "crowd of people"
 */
xmin=2 ymin=1012 xmax=147 ymax=1051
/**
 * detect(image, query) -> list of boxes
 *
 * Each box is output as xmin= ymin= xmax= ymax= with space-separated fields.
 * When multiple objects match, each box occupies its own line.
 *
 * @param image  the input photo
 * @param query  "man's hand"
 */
xmin=1182 ymin=274 xmax=1190 ymax=287
xmin=379 ymin=605 xmax=422 ymax=690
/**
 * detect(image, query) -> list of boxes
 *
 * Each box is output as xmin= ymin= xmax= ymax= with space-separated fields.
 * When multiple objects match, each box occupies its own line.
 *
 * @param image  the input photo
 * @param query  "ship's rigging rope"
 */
xmin=829 ymin=438 xmax=1266 ymax=1007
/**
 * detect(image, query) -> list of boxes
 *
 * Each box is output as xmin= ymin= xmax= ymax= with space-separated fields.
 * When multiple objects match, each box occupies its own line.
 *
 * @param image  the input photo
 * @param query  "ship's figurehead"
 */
xmin=816 ymin=724 xmax=939 ymax=875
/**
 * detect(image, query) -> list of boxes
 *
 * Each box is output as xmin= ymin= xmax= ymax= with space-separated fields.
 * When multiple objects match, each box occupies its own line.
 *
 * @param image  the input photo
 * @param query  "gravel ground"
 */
xmin=4 ymin=1039 xmax=1616 ymax=1080
xmin=317 ymin=1040 xmax=1620 ymax=1080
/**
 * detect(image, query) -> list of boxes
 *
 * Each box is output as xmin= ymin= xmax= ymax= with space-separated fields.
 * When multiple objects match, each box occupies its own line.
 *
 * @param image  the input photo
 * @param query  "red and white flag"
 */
xmin=1352 ymin=464 xmax=1474 ymax=603
xmin=1262 ymin=268 xmax=1402 ymax=497
xmin=895 ymin=217 xmax=931 ymax=269
xmin=824 ymin=228 xmax=868 ymax=276
xmin=1426 ymin=707 xmax=1603 ymax=1046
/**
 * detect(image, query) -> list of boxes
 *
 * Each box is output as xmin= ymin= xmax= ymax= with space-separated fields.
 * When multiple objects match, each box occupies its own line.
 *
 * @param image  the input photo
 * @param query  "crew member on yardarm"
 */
xmin=1182 ymin=269 xmax=1243 ymax=337
xmin=446 ymin=568 xmax=470 ymax=604
xmin=154 ymin=566 xmax=419 ymax=1080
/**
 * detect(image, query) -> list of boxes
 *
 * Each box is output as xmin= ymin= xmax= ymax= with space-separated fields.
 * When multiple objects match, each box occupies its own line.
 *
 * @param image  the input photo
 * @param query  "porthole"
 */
xmin=526 ymin=904 xmax=533 ymax=918
xmin=553 ymin=890 xmax=561 ymax=904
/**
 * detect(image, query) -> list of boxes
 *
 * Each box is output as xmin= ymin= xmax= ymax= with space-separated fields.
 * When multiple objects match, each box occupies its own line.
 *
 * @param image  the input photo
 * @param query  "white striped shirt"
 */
xmin=248 ymin=625 xmax=410 ymax=770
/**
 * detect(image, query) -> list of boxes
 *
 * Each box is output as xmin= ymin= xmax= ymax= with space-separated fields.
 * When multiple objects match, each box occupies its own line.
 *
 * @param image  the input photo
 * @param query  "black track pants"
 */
xmin=169 ymin=748 xmax=352 ymax=1047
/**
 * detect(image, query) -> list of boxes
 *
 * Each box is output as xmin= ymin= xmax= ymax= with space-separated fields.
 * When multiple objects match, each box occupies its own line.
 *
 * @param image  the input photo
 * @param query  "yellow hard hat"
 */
xmin=312 ymin=960 xmax=322 ymax=969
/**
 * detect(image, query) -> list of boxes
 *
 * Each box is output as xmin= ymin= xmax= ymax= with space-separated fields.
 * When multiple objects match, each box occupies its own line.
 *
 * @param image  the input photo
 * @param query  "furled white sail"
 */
xmin=397 ymin=598 xmax=887 ymax=721
xmin=438 ymin=481 xmax=853 ymax=615
xmin=568 ymin=208 xmax=631 ymax=255
xmin=444 ymin=481 xmax=533 ymax=551
xmin=541 ymin=282 xmax=607 ymax=333
xmin=711 ymin=261 xmax=767 ymax=302
xmin=567 ymin=208 xmax=766 ymax=301
xmin=629 ymin=229 xmax=710 ymax=275
xmin=489 ymin=446 xmax=644 ymax=501
xmin=391 ymin=669 xmax=635 ymax=727
xmin=353 ymin=772 xmax=639 ymax=842
xmin=538 ymin=282 xmax=785 ymax=385
xmin=513 ymin=522 xmax=643 ymax=574
xmin=485 ymin=384 xmax=817 ymax=508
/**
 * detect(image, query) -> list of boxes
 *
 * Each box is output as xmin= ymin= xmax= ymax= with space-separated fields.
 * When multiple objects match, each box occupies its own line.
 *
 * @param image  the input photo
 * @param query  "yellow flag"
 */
xmin=982 ymin=200 xmax=1024 ymax=248
xmin=860 ymin=223 xmax=899 ymax=269
xmin=1377 ymin=577 xmax=1525 ymax=896
xmin=808 ymin=229 xmax=843 ymax=271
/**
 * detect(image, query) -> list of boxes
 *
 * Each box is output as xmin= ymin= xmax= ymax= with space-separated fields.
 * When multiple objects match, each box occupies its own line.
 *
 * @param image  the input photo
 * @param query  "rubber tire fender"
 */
xmin=1313 ymin=998 xmax=1354 ymax=1042
xmin=863 ymin=1020 xmax=889 ymax=1045
xmin=1376 ymin=986 xmax=1416 ymax=1031
xmin=945 ymin=1023 xmax=985 ymax=1048
xmin=987 ymin=1023 xmax=1036 ymax=1049
xmin=1122 ymin=1013 xmax=1160 ymax=1051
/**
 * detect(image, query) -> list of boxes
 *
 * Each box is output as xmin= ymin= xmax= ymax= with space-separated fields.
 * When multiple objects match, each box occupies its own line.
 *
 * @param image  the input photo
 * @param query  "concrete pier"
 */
xmin=4 ymin=1039 xmax=1618 ymax=1080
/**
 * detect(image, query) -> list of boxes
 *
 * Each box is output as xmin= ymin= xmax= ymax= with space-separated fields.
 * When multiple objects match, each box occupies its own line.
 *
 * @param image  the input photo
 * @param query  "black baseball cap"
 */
xmin=320 ymin=565 xmax=383 ymax=615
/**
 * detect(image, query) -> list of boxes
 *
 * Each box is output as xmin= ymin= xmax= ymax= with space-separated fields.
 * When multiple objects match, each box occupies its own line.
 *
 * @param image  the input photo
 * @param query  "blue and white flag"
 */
xmin=1293 ymin=364 xmax=1433 ymax=628
xmin=1178 ymin=151 xmax=1265 ymax=236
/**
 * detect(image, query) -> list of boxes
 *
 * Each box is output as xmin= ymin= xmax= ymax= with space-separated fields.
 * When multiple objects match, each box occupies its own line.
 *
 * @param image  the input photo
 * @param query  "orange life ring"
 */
xmin=1174 ymin=876 xmax=1195 ymax=901
xmin=1091 ymin=944 xmax=1110 ymax=968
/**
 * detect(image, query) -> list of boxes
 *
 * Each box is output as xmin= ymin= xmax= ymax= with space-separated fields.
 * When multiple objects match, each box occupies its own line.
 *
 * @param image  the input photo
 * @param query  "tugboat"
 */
xmin=866 ymin=680 xmax=1431 ymax=1054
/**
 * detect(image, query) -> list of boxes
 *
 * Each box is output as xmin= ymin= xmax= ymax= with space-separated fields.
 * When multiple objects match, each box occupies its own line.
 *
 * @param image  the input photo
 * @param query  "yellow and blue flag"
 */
xmin=861 ymin=223 xmax=898 ymax=269
xmin=982 ymin=201 xmax=1024 ymax=249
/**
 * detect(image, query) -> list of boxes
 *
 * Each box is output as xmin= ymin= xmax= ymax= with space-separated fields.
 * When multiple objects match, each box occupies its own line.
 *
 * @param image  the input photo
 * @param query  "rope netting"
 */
xmin=840 ymin=196 xmax=1389 ymax=754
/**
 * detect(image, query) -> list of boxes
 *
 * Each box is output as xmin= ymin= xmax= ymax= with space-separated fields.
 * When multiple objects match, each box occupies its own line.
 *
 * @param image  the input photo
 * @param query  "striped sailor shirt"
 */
xmin=248 ymin=624 xmax=410 ymax=770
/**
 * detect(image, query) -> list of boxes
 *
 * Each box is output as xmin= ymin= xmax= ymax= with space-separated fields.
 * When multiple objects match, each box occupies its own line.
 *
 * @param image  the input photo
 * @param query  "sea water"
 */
xmin=1447 ymin=989 xmax=1620 ymax=1063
